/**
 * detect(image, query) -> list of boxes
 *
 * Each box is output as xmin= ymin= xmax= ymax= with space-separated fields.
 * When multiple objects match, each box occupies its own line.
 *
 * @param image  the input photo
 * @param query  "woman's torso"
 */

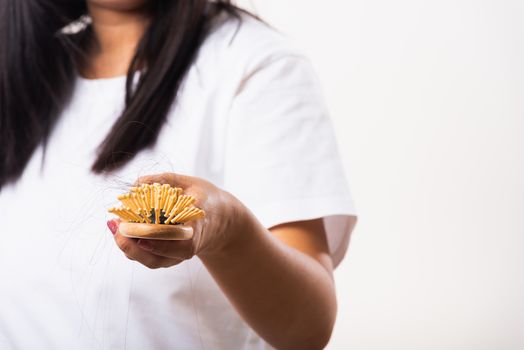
xmin=0 ymin=15 xmax=278 ymax=350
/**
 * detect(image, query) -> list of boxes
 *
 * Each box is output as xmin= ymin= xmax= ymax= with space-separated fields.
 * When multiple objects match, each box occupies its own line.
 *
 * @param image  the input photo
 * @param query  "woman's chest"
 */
xmin=0 ymin=73 xmax=238 ymax=344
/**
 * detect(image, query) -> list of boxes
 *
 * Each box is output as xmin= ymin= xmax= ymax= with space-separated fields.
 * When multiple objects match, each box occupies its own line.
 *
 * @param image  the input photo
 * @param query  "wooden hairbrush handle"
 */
xmin=118 ymin=222 xmax=193 ymax=240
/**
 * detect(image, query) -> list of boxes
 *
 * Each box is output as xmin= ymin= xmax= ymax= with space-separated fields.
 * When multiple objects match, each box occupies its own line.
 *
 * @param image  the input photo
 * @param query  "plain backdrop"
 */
xmin=236 ymin=1 xmax=524 ymax=349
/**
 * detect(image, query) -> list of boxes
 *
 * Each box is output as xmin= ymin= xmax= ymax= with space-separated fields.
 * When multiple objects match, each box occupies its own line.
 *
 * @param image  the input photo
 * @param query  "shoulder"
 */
xmin=197 ymin=12 xmax=307 ymax=78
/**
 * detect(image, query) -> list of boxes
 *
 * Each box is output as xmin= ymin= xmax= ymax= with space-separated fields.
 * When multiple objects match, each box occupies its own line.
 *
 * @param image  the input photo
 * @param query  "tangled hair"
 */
xmin=0 ymin=0 xmax=242 ymax=190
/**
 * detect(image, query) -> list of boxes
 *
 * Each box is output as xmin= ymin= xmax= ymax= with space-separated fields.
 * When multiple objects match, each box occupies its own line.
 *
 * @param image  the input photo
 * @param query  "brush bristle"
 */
xmin=108 ymin=183 xmax=205 ymax=225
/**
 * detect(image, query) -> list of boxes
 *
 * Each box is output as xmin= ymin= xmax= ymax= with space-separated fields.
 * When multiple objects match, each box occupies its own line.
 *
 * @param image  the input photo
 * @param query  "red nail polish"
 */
xmin=107 ymin=220 xmax=117 ymax=235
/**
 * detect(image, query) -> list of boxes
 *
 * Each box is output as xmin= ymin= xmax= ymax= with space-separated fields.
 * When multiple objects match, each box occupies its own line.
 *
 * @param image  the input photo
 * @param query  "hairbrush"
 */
xmin=108 ymin=183 xmax=205 ymax=240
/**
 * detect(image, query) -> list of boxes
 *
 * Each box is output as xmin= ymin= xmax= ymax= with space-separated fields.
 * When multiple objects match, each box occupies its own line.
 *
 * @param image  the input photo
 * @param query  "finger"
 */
xmin=139 ymin=256 xmax=185 ymax=269
xmin=113 ymin=232 xmax=178 ymax=269
xmin=135 ymin=172 xmax=192 ymax=188
xmin=136 ymin=238 xmax=195 ymax=260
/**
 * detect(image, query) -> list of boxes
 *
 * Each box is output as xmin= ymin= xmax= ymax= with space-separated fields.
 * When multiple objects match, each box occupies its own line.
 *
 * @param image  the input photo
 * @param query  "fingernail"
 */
xmin=137 ymin=239 xmax=153 ymax=251
xmin=107 ymin=220 xmax=117 ymax=235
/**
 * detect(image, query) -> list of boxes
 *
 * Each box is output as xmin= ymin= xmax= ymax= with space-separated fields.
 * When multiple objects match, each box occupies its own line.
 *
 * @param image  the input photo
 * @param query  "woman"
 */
xmin=0 ymin=1 xmax=357 ymax=349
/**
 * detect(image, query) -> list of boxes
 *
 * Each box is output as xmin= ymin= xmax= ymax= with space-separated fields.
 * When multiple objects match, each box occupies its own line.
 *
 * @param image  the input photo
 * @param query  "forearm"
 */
xmin=111 ymin=173 xmax=338 ymax=348
xmin=199 ymin=207 xmax=337 ymax=350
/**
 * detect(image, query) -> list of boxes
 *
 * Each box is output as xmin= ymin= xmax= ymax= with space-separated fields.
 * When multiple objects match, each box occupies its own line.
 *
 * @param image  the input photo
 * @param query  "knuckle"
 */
xmin=137 ymin=175 xmax=152 ymax=185
xmin=169 ymin=260 xmax=183 ymax=267
xmin=162 ymin=173 xmax=177 ymax=185
xmin=117 ymin=238 xmax=133 ymax=255
xmin=144 ymin=259 xmax=163 ymax=269
xmin=139 ymin=173 xmax=171 ymax=186
xmin=182 ymin=248 xmax=194 ymax=260
xmin=159 ymin=172 xmax=171 ymax=179
xmin=124 ymin=253 xmax=135 ymax=261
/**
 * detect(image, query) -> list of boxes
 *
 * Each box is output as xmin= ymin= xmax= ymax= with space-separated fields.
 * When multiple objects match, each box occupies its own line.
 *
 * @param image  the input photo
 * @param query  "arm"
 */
xmin=201 ymin=212 xmax=336 ymax=350
xmin=109 ymin=172 xmax=340 ymax=350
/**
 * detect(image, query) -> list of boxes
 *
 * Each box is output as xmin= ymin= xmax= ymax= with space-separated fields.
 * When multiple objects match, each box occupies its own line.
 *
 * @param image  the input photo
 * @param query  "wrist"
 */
xmin=199 ymin=191 xmax=255 ymax=261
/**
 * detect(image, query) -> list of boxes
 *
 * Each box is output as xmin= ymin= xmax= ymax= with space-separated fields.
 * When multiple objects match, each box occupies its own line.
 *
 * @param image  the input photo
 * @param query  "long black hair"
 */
xmin=0 ymin=0 xmax=240 ymax=190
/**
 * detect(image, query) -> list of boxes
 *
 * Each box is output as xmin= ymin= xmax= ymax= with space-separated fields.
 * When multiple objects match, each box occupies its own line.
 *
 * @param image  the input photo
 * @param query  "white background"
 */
xmin=237 ymin=1 xmax=524 ymax=349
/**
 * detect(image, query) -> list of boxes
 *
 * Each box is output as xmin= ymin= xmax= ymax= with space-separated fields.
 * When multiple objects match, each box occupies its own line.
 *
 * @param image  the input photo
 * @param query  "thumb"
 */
xmin=135 ymin=172 xmax=192 ymax=188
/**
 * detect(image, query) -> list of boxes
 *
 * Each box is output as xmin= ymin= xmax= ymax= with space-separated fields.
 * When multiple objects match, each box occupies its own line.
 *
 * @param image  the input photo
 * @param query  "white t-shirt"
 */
xmin=0 ymin=15 xmax=356 ymax=349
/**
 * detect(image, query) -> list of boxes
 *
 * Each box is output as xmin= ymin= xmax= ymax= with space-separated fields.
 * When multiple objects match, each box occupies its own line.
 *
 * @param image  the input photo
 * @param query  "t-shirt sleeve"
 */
xmin=223 ymin=53 xmax=357 ymax=268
